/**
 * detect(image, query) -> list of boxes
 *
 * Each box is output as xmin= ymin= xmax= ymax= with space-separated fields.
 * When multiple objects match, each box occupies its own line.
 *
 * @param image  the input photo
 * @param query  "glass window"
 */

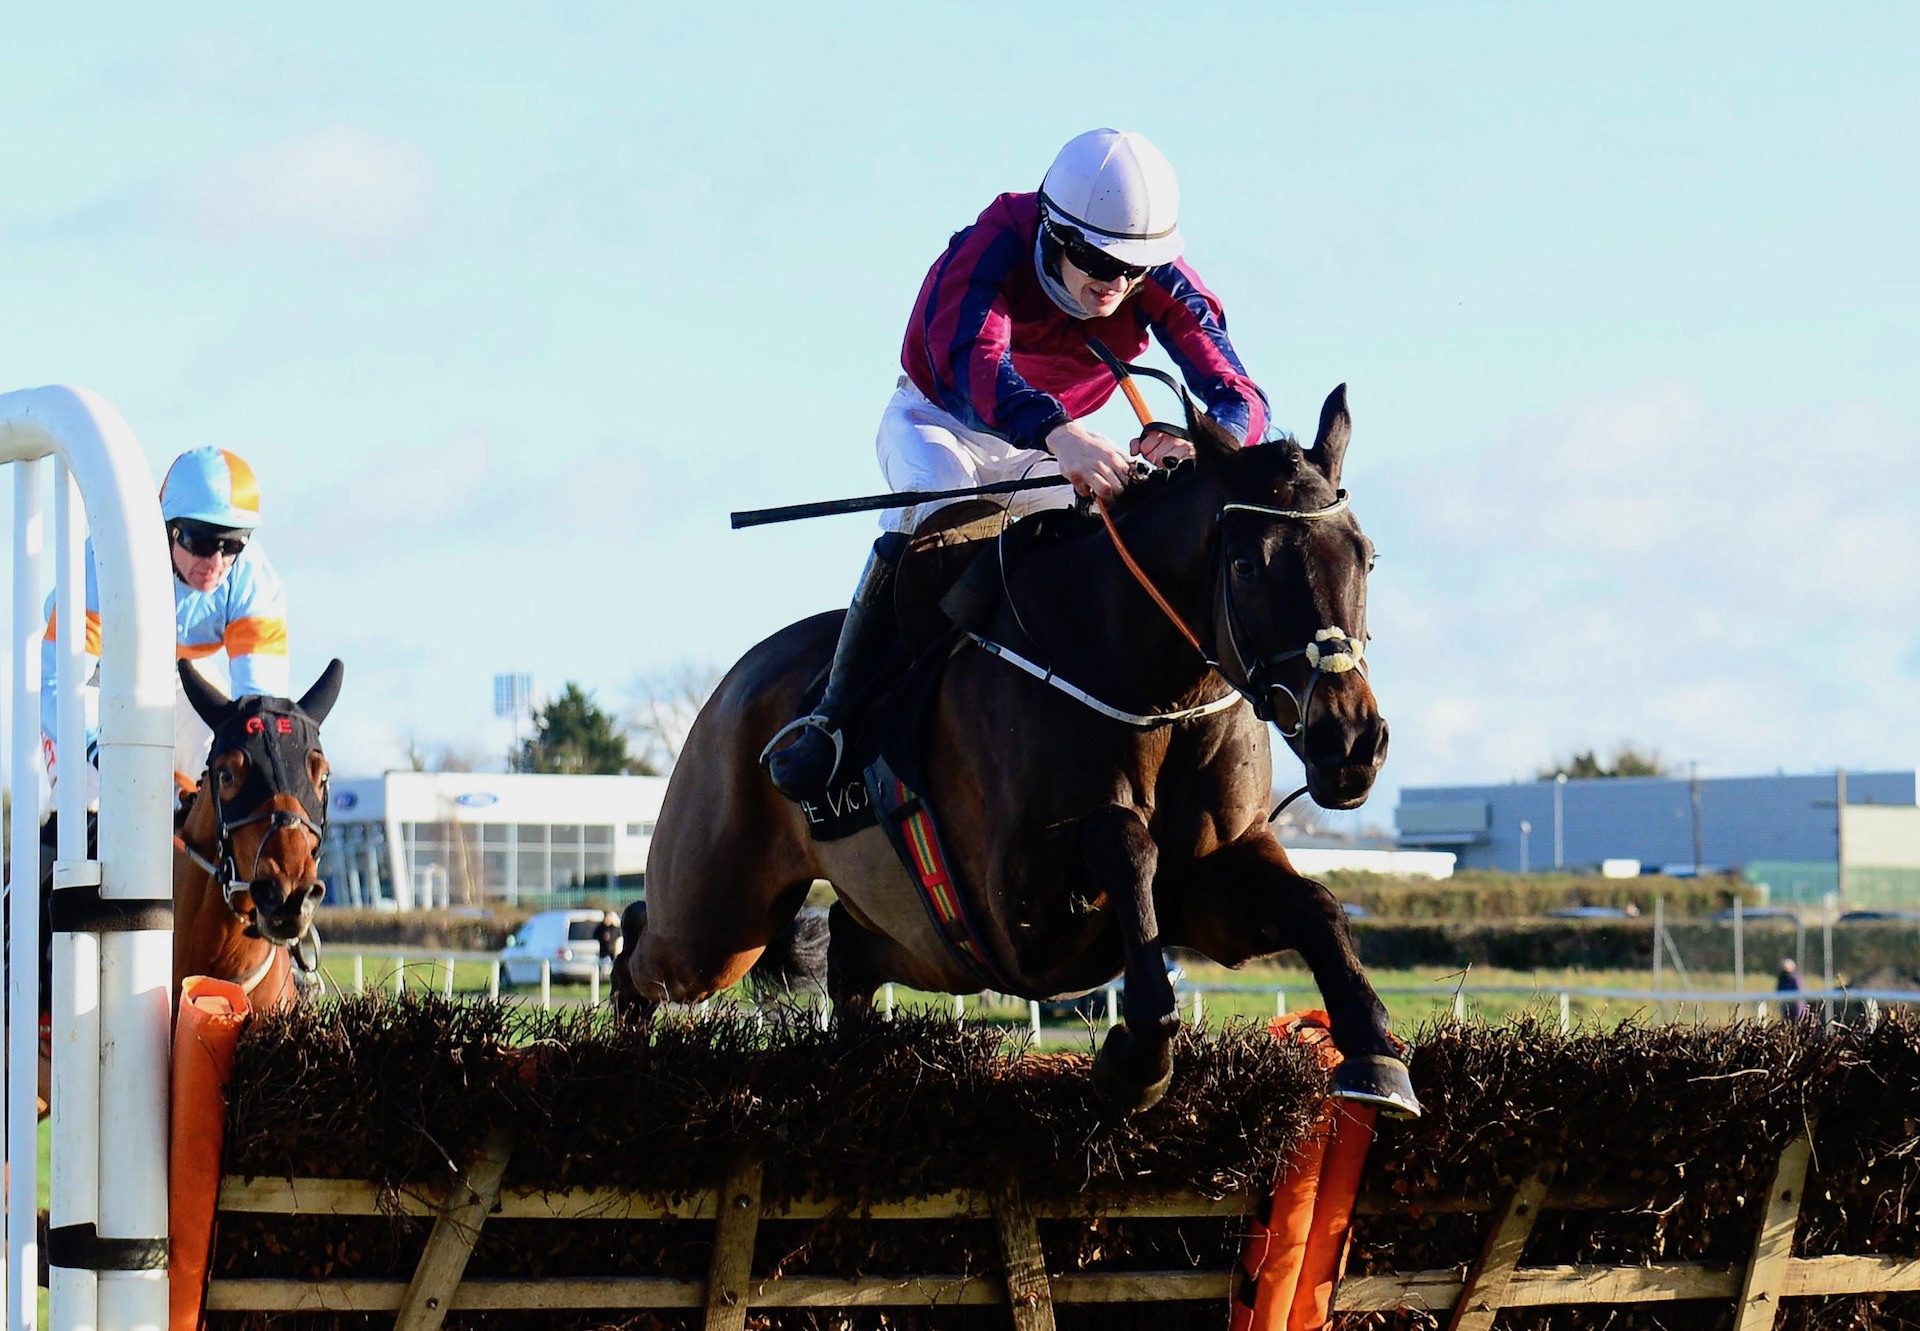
xmin=567 ymin=920 xmax=601 ymax=941
xmin=584 ymin=825 xmax=614 ymax=847
xmin=482 ymin=824 xmax=511 ymax=848
xmin=624 ymin=823 xmax=646 ymax=838
xmin=517 ymin=849 xmax=546 ymax=888
xmin=516 ymin=824 xmax=547 ymax=847
xmin=483 ymin=850 xmax=510 ymax=894
xmin=552 ymin=824 xmax=581 ymax=848
xmin=584 ymin=848 xmax=614 ymax=882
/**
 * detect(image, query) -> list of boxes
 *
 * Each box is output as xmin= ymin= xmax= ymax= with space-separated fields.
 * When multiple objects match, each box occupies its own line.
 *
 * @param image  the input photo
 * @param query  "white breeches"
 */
xmin=873 ymin=378 xmax=1071 ymax=534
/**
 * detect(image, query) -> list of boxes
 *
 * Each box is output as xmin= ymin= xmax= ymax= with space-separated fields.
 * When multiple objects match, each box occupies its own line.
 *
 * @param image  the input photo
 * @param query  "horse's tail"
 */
xmin=746 ymin=903 xmax=830 ymax=1002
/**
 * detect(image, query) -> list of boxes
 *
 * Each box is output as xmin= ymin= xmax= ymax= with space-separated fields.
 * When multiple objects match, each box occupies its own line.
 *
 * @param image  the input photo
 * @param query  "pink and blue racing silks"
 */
xmin=40 ymin=540 xmax=290 ymax=770
xmin=902 ymin=192 xmax=1269 ymax=451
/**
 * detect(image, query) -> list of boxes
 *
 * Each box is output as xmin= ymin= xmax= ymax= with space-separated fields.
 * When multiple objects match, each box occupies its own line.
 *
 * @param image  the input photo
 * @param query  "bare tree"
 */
xmin=625 ymin=662 xmax=722 ymax=775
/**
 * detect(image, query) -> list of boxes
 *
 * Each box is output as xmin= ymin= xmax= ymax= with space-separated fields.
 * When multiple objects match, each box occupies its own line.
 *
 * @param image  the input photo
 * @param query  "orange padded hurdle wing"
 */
xmin=169 ymin=975 xmax=252 ymax=1331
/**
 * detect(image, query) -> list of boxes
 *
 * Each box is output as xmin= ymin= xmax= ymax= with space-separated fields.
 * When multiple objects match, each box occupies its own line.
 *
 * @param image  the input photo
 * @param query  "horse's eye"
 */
xmin=1232 ymin=557 xmax=1257 ymax=579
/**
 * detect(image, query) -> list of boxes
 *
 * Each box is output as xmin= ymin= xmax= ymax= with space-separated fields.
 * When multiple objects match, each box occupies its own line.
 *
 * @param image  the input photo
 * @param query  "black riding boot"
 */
xmin=765 ymin=532 xmax=907 ymax=800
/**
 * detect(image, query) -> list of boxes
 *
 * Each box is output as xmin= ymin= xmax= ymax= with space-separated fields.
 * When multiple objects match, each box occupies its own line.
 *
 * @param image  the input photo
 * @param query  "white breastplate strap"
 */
xmin=965 ymin=633 xmax=1244 ymax=729
xmin=234 ymin=943 xmax=279 ymax=996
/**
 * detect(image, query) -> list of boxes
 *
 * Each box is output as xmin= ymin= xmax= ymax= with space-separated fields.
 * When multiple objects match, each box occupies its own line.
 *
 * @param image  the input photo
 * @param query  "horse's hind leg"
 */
xmin=1169 ymin=834 xmax=1419 ymax=1116
xmin=823 ymin=900 xmax=932 ymax=1018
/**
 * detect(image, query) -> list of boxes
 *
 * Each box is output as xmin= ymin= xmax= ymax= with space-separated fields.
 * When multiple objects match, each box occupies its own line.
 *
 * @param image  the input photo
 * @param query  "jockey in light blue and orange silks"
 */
xmin=766 ymin=128 xmax=1272 ymax=801
xmin=41 ymin=445 xmax=289 ymax=796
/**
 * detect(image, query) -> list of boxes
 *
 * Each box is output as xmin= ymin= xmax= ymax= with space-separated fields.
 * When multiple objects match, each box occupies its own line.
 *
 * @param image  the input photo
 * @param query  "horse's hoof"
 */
xmin=1092 ymin=1024 xmax=1174 ymax=1114
xmin=1333 ymin=1054 xmax=1422 ymax=1118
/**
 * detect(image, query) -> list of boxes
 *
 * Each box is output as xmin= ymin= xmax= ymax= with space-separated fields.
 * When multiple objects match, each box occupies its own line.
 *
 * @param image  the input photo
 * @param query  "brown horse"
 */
xmin=173 ymin=659 xmax=343 ymax=1007
xmin=621 ymin=386 xmax=1417 ymax=1116
xmin=31 ymin=660 xmax=342 ymax=1115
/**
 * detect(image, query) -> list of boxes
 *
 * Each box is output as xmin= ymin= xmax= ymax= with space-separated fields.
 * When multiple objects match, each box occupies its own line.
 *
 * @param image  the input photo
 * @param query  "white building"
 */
xmin=320 ymin=772 xmax=669 ymax=911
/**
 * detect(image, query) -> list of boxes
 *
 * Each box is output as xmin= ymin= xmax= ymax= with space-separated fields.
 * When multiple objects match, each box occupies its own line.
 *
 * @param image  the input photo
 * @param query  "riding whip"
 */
xmin=730 ymin=475 xmax=1069 ymax=529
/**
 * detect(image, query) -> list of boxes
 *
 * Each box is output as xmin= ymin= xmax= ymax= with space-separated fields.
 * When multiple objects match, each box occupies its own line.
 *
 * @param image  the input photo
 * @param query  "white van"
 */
xmin=500 ymin=909 xmax=614 ymax=986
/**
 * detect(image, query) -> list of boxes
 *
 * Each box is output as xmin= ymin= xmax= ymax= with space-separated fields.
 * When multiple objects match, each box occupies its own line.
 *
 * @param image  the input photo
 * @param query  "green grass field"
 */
xmin=308 ymin=949 xmax=1818 ymax=1041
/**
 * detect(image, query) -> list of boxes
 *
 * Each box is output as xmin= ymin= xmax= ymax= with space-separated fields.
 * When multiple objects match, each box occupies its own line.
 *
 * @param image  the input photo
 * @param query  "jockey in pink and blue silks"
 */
xmin=766 ymin=128 xmax=1271 ymax=800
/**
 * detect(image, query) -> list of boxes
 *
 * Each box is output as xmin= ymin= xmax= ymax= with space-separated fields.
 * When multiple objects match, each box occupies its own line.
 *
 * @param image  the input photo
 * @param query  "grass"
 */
xmin=304 ymin=946 xmax=1818 ymax=1043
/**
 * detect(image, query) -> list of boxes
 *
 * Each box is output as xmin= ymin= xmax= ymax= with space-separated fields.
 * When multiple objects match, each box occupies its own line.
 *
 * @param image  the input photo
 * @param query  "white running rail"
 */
xmin=3 ymin=387 xmax=175 ymax=1331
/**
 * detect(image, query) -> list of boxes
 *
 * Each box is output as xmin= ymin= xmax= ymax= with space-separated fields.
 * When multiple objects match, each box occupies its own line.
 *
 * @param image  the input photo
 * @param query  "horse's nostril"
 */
xmin=306 ymin=881 xmax=327 ymax=905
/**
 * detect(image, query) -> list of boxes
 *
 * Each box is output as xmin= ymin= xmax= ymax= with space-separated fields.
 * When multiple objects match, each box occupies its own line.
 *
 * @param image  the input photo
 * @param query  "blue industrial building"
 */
xmin=1395 ymin=770 xmax=1920 ymax=907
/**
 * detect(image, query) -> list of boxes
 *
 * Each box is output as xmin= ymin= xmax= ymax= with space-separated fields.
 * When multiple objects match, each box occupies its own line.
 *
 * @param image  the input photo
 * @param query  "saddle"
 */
xmin=792 ymin=500 xmax=1030 ymax=842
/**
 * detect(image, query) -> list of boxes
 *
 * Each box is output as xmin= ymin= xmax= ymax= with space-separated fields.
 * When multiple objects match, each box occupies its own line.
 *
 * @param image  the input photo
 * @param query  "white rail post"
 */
xmin=4 ymin=386 xmax=176 ymax=1331
xmin=1028 ymin=999 xmax=1041 ymax=1037
xmin=489 ymin=960 xmax=500 ymax=1000
xmin=394 ymin=957 xmax=405 ymax=996
xmin=881 ymin=981 xmax=895 ymax=1020
xmin=540 ymin=959 xmax=552 ymax=1009
xmin=1559 ymin=992 xmax=1572 ymax=1034
xmin=443 ymin=956 xmax=456 ymax=1000
xmin=352 ymin=952 xmax=364 ymax=993
xmin=6 ymin=451 xmax=46 ymax=1331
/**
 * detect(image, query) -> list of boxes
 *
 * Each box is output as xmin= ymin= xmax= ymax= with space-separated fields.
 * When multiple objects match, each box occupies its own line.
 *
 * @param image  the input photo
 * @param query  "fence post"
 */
xmin=1105 ymin=984 xmax=1119 ymax=1028
xmin=882 ymin=982 xmax=895 ymax=1020
xmin=703 ymin=1157 xmax=765 ymax=1331
xmin=1029 ymin=1000 xmax=1041 ymax=1037
xmin=541 ymin=960 xmax=552 ymax=1010
xmin=488 ymin=961 xmax=500 ymax=1000
xmin=443 ymin=956 xmax=455 ymax=1000
xmin=394 ymin=958 xmax=406 ymax=996
xmin=1444 ymin=1164 xmax=1554 ymax=1331
xmin=394 ymin=1127 xmax=514 ymax=1331
xmin=353 ymin=953 xmax=364 ymax=994
xmin=1732 ymin=1129 xmax=1813 ymax=1330
xmin=1559 ymin=992 xmax=1571 ymax=1034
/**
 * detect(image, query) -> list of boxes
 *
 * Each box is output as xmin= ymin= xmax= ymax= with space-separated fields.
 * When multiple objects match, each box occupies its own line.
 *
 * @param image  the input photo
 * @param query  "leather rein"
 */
xmin=983 ymin=340 xmax=1367 ymax=822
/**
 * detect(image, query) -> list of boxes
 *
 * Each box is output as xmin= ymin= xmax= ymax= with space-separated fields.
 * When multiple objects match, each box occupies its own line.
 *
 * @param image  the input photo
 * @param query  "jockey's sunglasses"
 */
xmin=1046 ymin=222 xmax=1149 ymax=285
xmin=171 ymin=525 xmax=248 ymax=559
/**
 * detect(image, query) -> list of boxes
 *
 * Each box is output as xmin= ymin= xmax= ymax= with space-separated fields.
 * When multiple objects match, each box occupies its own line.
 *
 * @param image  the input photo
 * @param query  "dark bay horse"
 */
xmin=622 ymin=387 xmax=1417 ymax=1116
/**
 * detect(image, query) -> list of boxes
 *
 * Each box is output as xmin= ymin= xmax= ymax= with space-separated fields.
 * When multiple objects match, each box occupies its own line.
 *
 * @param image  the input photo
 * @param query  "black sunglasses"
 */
xmin=172 ymin=526 xmax=248 ymax=559
xmin=1047 ymin=223 xmax=1149 ymax=284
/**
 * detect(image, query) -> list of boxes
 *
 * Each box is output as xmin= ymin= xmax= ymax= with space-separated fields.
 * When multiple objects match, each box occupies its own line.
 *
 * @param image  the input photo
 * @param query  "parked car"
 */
xmin=1837 ymin=909 xmax=1920 ymax=924
xmin=500 ymin=908 xmax=614 ymax=985
xmin=1708 ymin=906 xmax=1801 ymax=923
xmin=1341 ymin=901 xmax=1371 ymax=920
xmin=1548 ymin=906 xmax=1632 ymax=920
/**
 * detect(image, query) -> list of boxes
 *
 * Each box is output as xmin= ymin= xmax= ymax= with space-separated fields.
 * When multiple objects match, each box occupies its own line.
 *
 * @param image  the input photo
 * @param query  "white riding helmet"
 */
xmin=1037 ymin=128 xmax=1183 ymax=269
xmin=161 ymin=447 xmax=262 ymax=531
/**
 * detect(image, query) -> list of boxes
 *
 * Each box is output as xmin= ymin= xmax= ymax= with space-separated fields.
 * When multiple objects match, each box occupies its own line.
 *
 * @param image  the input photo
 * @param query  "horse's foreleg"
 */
xmin=1171 ymin=835 xmax=1419 ymax=1115
xmin=1082 ymin=807 xmax=1174 ymax=1114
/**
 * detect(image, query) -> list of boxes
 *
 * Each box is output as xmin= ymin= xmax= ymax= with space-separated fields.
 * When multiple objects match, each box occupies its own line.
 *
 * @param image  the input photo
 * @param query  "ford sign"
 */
xmin=333 ymin=791 xmax=358 ymax=811
xmin=456 ymin=792 xmax=500 ymax=809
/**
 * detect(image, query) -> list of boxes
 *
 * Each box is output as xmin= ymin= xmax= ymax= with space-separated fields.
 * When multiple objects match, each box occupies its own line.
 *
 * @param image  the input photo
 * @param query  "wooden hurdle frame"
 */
xmin=203 ymin=1126 xmax=1920 ymax=1330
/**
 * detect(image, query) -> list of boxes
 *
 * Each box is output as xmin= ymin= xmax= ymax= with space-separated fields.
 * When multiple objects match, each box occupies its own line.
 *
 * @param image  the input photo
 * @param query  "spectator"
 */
xmin=1774 ymin=958 xmax=1812 ymax=1023
xmin=594 ymin=910 xmax=621 ymax=971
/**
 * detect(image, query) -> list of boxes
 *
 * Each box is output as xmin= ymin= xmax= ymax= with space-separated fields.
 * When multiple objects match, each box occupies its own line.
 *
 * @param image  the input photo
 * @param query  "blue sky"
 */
xmin=4 ymin=4 xmax=1916 ymax=829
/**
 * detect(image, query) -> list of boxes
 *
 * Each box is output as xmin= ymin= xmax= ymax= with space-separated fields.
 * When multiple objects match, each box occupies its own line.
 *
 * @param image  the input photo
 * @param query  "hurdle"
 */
xmin=2 ymin=387 xmax=176 ymax=1331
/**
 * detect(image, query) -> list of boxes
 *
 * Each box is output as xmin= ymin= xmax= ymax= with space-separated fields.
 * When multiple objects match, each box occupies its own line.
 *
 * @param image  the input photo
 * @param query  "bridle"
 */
xmin=1209 ymin=494 xmax=1365 ymax=738
xmin=175 ymin=699 xmax=331 ymax=981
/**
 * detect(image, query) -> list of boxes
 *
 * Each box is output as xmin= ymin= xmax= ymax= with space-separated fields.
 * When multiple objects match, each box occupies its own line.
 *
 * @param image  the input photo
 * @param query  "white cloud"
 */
xmin=1359 ymin=382 xmax=1920 ymax=802
xmin=192 ymin=126 xmax=432 ymax=253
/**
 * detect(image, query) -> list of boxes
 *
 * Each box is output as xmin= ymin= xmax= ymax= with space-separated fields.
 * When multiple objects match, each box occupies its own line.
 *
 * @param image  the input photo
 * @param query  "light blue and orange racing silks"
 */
xmin=902 ymin=192 xmax=1270 ymax=452
xmin=39 ymin=539 xmax=289 ymax=777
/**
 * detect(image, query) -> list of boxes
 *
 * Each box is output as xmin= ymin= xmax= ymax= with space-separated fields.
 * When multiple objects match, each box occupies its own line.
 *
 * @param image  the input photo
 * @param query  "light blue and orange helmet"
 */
xmin=160 ymin=448 xmax=261 ymax=532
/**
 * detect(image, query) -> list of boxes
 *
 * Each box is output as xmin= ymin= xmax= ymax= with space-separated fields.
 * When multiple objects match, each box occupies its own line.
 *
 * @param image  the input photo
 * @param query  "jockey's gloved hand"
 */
xmin=1046 ymin=420 xmax=1132 ymax=502
xmin=85 ymin=739 xmax=100 ymax=770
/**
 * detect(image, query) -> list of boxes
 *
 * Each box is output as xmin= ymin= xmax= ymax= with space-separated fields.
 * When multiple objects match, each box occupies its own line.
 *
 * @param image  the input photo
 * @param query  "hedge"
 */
xmin=1322 ymin=869 xmax=1761 ymax=921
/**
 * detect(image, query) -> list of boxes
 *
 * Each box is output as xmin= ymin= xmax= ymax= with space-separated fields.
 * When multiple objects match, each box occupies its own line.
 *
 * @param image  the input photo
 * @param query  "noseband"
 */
xmin=178 ymin=698 xmax=330 ymax=974
xmin=1212 ymin=493 xmax=1366 ymax=737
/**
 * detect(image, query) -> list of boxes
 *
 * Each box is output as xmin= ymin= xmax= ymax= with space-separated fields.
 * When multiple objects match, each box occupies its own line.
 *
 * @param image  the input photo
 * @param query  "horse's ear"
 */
xmin=1309 ymin=384 xmax=1352 ymax=488
xmin=297 ymin=659 xmax=345 ymax=725
xmin=1184 ymin=401 xmax=1241 ymax=472
xmin=178 ymin=660 xmax=231 ymax=731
